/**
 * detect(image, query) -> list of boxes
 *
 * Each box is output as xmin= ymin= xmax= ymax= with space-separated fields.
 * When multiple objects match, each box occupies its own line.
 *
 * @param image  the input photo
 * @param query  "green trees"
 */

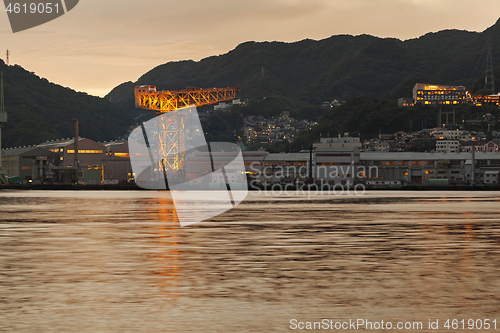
xmin=0 ymin=61 xmax=132 ymax=148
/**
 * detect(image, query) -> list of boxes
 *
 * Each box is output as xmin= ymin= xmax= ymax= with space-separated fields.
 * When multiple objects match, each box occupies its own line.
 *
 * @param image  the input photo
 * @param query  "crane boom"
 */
xmin=135 ymin=85 xmax=240 ymax=112
xmin=132 ymin=85 xmax=241 ymax=177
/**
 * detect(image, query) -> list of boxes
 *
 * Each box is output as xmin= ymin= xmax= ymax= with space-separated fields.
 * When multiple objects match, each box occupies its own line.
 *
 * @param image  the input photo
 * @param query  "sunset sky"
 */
xmin=1 ymin=0 xmax=500 ymax=97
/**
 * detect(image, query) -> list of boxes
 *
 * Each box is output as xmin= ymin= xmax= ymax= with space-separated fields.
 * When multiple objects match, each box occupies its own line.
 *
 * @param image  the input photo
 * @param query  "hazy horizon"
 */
xmin=1 ymin=0 xmax=500 ymax=97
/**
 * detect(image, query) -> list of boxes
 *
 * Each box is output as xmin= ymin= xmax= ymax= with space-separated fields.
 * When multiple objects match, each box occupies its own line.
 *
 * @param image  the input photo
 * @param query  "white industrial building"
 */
xmin=242 ymin=149 xmax=500 ymax=186
xmin=436 ymin=140 xmax=460 ymax=153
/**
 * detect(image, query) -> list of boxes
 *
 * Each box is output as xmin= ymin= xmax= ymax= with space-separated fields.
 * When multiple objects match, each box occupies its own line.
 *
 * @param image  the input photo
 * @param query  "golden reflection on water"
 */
xmin=151 ymin=196 xmax=181 ymax=299
xmin=0 ymin=190 xmax=499 ymax=332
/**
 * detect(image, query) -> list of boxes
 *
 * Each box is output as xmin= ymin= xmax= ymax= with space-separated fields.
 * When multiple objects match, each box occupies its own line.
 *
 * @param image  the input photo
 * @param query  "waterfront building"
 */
xmin=37 ymin=138 xmax=131 ymax=183
xmin=60 ymin=138 xmax=106 ymax=168
xmin=5 ymin=135 xmax=500 ymax=187
xmin=254 ymin=152 xmax=310 ymax=185
xmin=100 ymin=142 xmax=132 ymax=182
xmin=242 ymin=148 xmax=500 ymax=186
xmin=0 ymin=146 xmax=55 ymax=180
xmin=360 ymin=151 xmax=500 ymax=185
xmin=314 ymin=146 xmax=360 ymax=186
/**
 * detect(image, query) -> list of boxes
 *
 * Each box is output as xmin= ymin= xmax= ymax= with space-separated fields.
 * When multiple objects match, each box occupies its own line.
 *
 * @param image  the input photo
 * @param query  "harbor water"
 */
xmin=0 ymin=190 xmax=499 ymax=332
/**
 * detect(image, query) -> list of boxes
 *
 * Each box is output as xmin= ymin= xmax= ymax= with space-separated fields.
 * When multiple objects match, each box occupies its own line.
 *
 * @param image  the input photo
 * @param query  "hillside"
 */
xmin=0 ymin=60 xmax=133 ymax=148
xmin=289 ymin=96 xmax=500 ymax=152
xmin=106 ymin=18 xmax=500 ymax=112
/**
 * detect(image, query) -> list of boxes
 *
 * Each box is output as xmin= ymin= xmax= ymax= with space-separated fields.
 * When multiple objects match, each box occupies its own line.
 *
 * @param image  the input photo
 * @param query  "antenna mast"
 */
xmin=0 ymin=72 xmax=4 ymax=114
xmin=5 ymin=50 xmax=9 ymax=66
xmin=485 ymin=39 xmax=495 ymax=93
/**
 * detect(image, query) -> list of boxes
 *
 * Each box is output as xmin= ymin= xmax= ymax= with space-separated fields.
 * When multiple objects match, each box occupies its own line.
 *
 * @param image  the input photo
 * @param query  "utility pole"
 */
xmin=73 ymin=119 xmax=79 ymax=183
xmin=0 ymin=72 xmax=8 ymax=183
xmin=471 ymin=142 xmax=476 ymax=186
xmin=309 ymin=145 xmax=314 ymax=185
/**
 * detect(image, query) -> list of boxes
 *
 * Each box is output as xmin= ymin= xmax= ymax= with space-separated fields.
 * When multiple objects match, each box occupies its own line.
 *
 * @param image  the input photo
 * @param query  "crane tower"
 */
xmin=134 ymin=85 xmax=240 ymax=174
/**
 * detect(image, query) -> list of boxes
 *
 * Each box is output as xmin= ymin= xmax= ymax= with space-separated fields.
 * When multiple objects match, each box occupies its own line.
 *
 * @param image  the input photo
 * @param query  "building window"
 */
xmin=67 ymin=150 xmax=103 ymax=154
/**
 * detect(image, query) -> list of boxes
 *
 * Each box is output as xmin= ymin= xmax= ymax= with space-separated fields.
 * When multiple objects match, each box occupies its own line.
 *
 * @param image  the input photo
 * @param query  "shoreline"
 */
xmin=1 ymin=184 xmax=499 ymax=191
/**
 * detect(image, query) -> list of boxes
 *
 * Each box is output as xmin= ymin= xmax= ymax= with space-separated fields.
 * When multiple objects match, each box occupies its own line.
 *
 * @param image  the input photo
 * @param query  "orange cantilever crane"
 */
xmin=134 ymin=85 xmax=241 ymax=173
xmin=135 ymin=85 xmax=240 ymax=112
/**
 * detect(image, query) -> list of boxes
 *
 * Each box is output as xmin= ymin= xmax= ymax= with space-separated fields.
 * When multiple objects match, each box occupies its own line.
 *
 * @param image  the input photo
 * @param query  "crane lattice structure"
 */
xmin=485 ymin=39 xmax=495 ymax=93
xmin=134 ymin=85 xmax=241 ymax=174
xmin=135 ymin=86 xmax=240 ymax=112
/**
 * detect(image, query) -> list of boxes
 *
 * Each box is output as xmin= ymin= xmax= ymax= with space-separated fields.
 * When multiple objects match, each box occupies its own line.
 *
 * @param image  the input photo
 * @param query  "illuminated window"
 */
xmin=22 ymin=166 xmax=32 ymax=170
xmin=67 ymin=150 xmax=103 ymax=154
xmin=114 ymin=153 xmax=130 ymax=158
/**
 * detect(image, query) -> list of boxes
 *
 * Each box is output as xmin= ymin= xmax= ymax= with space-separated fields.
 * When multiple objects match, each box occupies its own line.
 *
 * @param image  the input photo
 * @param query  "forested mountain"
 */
xmin=106 ymin=18 xmax=500 ymax=112
xmin=0 ymin=60 xmax=133 ymax=148
xmin=289 ymin=97 xmax=500 ymax=152
xmin=4 ymin=18 xmax=500 ymax=149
